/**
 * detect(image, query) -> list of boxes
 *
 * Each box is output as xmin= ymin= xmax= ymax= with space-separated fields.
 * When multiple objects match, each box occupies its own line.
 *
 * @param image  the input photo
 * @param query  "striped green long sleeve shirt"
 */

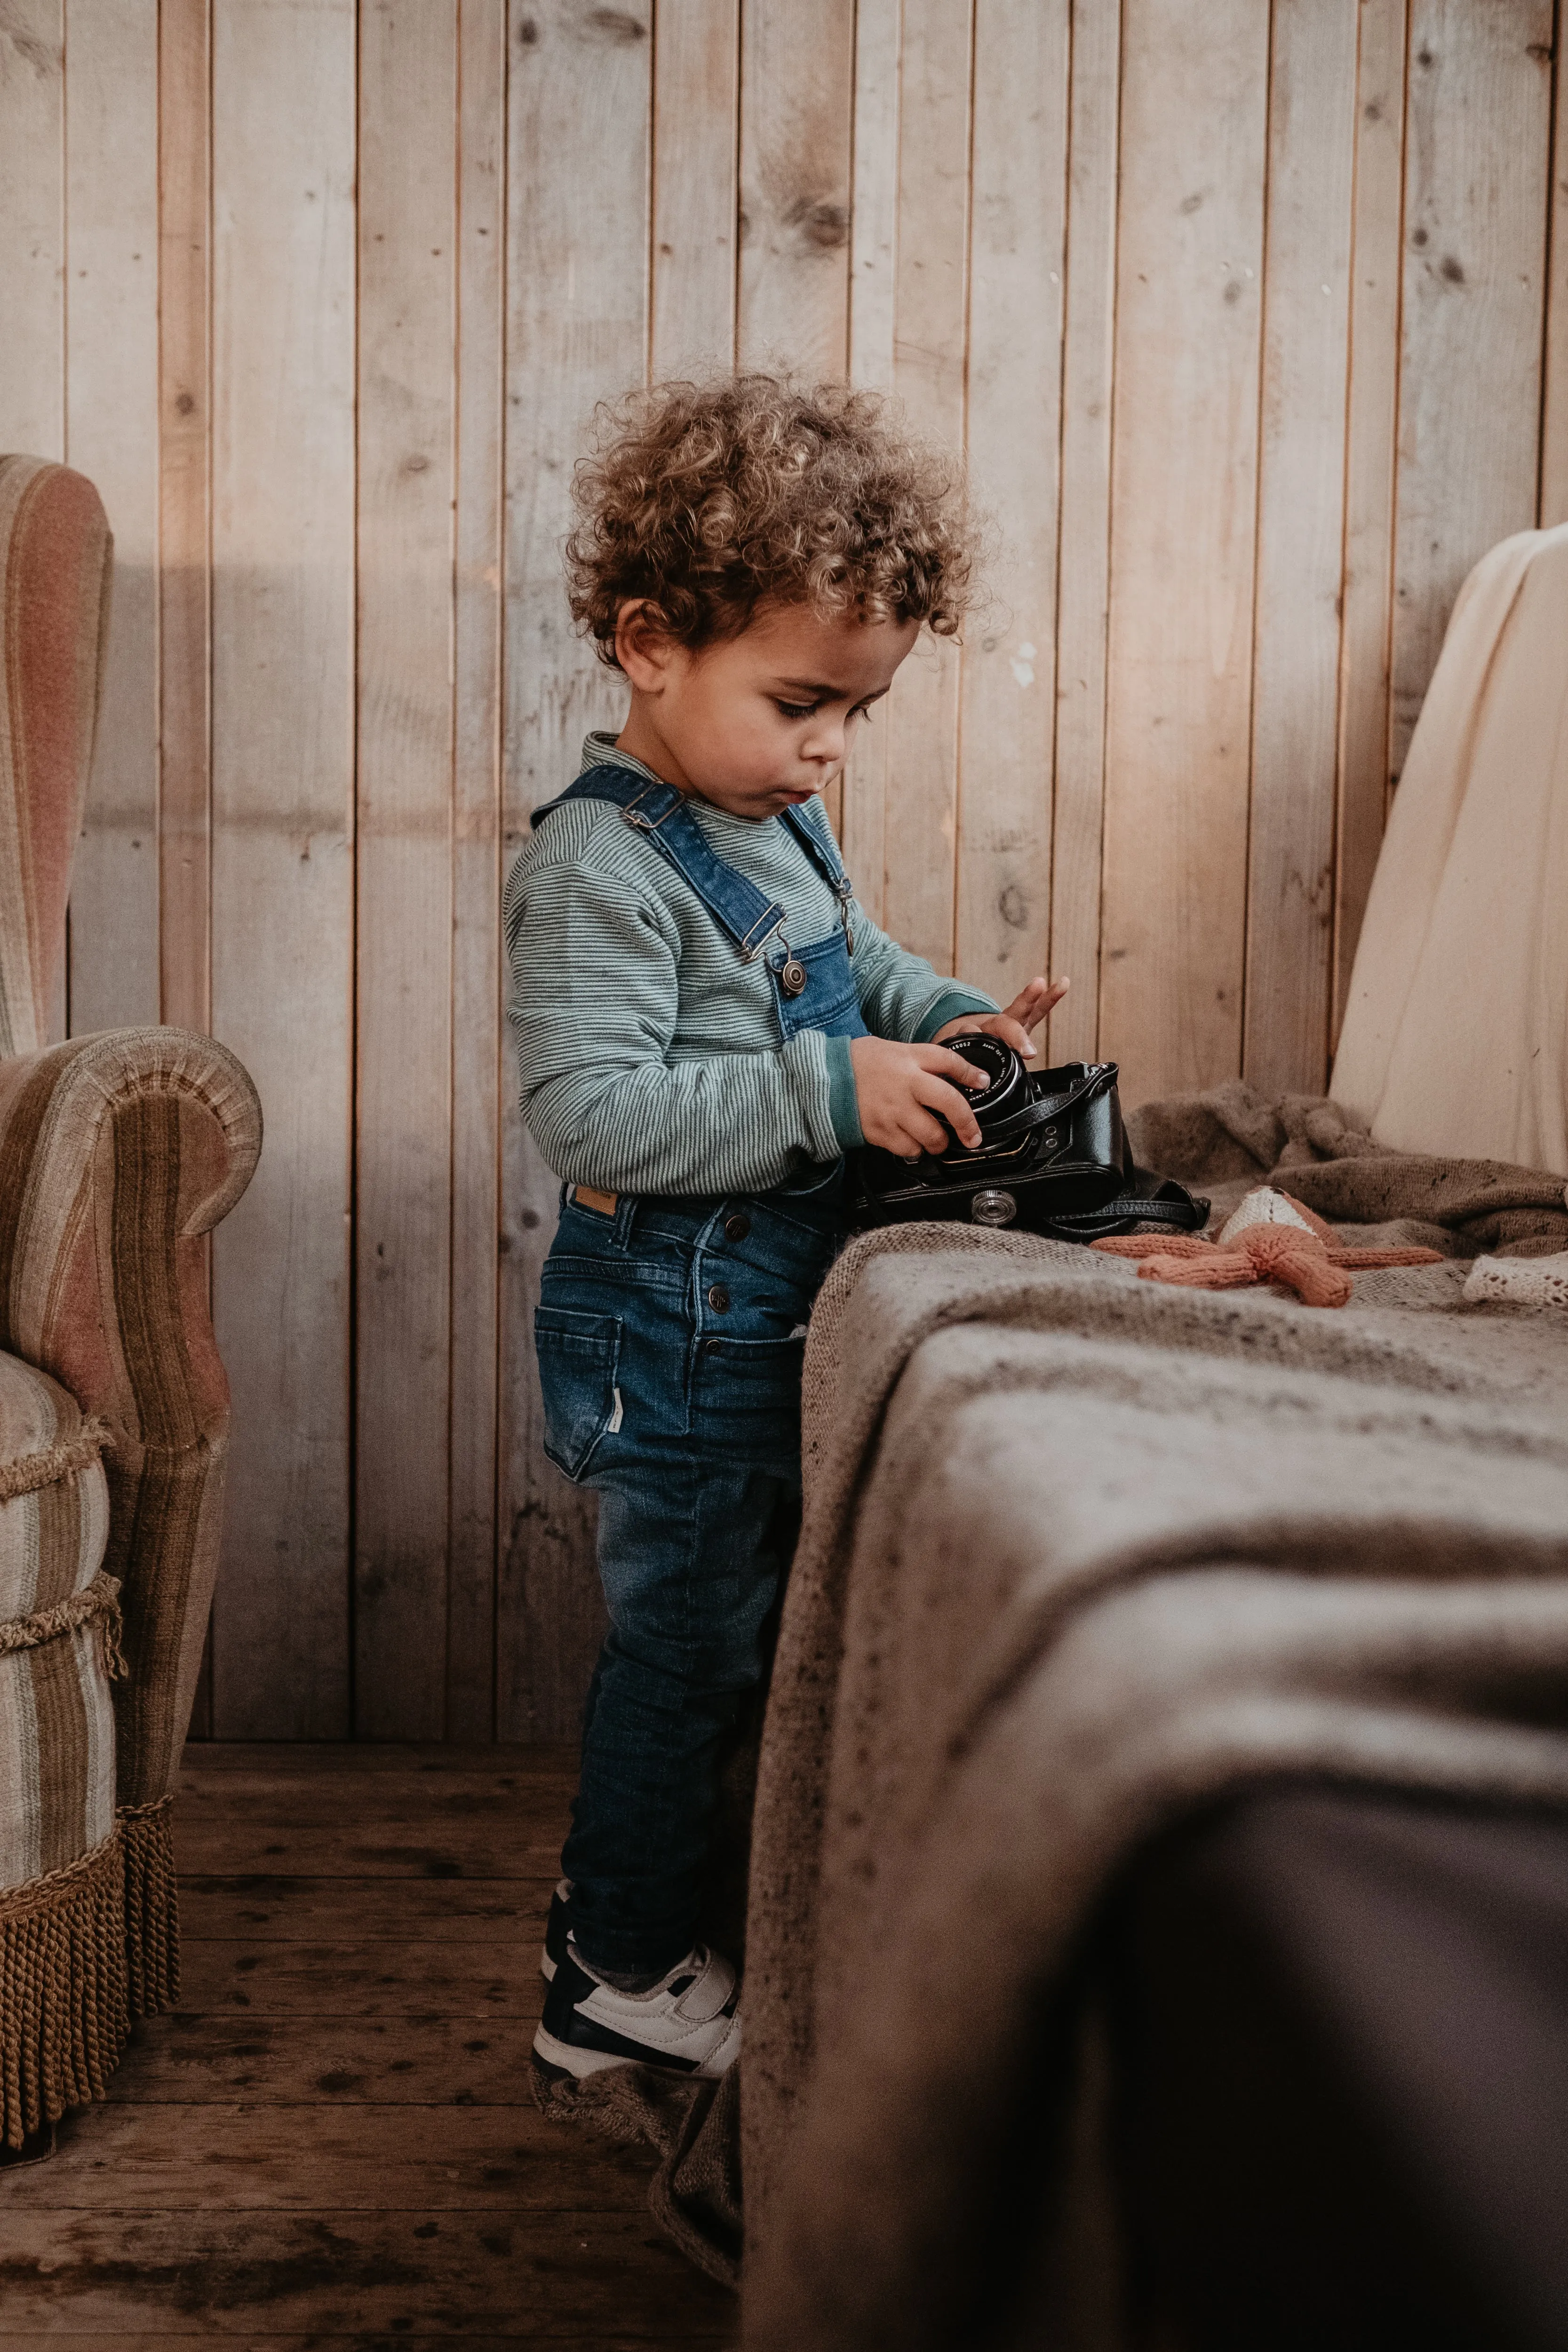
xmin=503 ymin=732 xmax=998 ymax=1196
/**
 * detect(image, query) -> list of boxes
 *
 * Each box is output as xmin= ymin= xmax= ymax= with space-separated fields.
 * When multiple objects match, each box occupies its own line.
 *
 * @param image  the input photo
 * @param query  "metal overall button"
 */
xmin=724 ymin=1213 xmax=751 ymax=1242
xmin=779 ymin=955 xmax=808 ymax=998
xmin=708 ymin=1283 xmax=731 ymax=1312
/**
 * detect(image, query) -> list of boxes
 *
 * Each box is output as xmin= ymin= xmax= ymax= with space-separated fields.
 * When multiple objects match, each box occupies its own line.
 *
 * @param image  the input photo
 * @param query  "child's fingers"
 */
xmin=886 ymin=1103 xmax=949 ymax=1156
xmin=919 ymin=1075 xmax=982 ymax=1150
xmin=922 ymin=1045 xmax=989 ymax=1090
xmin=1003 ymin=975 xmax=1069 ymax=1030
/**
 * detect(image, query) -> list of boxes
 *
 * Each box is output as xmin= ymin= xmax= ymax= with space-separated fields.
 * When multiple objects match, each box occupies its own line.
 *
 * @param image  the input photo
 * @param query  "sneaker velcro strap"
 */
xmin=671 ymin=1948 xmax=737 ymax=2025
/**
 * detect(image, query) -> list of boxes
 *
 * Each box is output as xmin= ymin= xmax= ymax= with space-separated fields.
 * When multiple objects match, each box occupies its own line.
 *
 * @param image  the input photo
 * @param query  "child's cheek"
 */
xmin=736 ymin=712 xmax=792 ymax=781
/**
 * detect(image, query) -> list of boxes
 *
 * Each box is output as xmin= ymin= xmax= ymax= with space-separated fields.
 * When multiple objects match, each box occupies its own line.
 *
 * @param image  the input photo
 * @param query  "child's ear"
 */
xmin=614 ymin=601 xmax=679 ymax=691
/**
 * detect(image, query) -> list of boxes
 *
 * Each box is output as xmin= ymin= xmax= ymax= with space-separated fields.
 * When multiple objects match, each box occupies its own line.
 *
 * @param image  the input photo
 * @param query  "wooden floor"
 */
xmin=2 ymin=1745 xmax=735 ymax=2347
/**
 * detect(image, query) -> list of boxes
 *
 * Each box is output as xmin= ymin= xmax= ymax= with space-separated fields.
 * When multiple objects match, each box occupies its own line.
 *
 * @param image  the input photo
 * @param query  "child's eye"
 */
xmin=774 ymin=699 xmax=819 ymax=720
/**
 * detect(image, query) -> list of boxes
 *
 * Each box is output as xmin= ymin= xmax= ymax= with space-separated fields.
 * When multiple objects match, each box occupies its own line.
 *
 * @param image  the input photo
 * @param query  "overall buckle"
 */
xmin=739 ymin=911 xmax=788 ymax=964
xmin=621 ymin=782 xmax=680 ymax=832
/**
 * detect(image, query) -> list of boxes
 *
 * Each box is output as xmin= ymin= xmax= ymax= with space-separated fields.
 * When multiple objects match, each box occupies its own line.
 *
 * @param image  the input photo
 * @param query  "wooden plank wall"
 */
xmin=1 ymin=0 xmax=1564 ymax=1740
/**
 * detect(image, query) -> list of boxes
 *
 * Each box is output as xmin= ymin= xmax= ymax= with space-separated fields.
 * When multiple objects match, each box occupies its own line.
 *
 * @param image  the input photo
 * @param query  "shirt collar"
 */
xmin=579 ymin=730 xmax=666 ymax=793
xmin=578 ymin=730 xmax=783 ymax=834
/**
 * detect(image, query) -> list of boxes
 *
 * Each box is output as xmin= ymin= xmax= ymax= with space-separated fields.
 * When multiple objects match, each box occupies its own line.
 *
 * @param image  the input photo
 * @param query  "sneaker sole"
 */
xmin=531 ymin=2019 xmax=740 ymax=2082
xmin=531 ymin=2023 xmax=653 ymax=2081
xmin=531 ymin=2044 xmax=581 ymax=2086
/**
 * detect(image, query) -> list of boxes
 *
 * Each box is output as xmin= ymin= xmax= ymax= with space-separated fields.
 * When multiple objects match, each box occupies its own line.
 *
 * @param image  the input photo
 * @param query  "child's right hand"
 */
xmin=849 ymin=1034 xmax=990 ymax=1157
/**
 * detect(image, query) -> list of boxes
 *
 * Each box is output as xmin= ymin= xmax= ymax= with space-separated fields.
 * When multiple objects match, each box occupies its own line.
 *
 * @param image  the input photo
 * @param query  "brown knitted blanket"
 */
xmin=541 ymin=1087 xmax=1568 ymax=2333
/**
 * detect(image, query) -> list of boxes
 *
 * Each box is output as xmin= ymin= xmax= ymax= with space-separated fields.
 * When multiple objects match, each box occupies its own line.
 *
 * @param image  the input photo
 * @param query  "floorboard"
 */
xmin=100 ymin=2015 xmax=541 ymax=2107
xmin=171 ymin=1821 xmax=565 ymax=1879
xmin=8 ymin=1746 xmax=734 ymax=2345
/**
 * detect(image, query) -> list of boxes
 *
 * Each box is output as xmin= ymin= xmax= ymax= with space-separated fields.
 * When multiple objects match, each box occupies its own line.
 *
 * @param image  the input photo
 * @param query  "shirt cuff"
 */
xmin=824 ymin=1034 xmax=864 ymax=1151
xmin=912 ymin=986 xmax=999 ymax=1043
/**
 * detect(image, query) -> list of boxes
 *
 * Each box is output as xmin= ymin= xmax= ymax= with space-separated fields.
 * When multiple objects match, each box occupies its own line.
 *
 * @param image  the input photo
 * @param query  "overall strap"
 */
xmin=531 ymin=764 xmax=858 ymax=961
xmin=531 ymin=763 xmax=788 ymax=960
xmin=780 ymin=798 xmax=856 ymax=930
xmin=779 ymin=798 xmax=848 ymax=889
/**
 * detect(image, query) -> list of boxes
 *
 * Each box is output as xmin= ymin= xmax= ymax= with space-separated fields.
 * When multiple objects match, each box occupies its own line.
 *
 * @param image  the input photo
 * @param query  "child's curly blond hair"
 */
xmin=565 ymin=374 xmax=978 ymax=668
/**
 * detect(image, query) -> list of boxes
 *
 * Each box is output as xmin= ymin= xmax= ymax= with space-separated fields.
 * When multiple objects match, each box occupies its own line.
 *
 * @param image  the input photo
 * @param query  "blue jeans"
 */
xmin=535 ymin=1173 xmax=847 ymax=1979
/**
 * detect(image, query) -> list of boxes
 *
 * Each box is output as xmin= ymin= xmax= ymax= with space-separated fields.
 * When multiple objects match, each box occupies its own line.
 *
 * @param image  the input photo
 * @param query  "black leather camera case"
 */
xmin=850 ymin=1035 xmax=1208 ymax=1241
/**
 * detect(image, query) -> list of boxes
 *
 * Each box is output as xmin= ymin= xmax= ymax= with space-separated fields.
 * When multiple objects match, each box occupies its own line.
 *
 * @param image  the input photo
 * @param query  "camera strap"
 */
xmin=968 ymin=1063 xmax=1118 ymax=1148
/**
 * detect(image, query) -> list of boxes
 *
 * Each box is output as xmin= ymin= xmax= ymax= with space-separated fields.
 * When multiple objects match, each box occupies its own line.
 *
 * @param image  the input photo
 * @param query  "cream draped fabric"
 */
xmin=1332 ymin=523 xmax=1568 ymax=1175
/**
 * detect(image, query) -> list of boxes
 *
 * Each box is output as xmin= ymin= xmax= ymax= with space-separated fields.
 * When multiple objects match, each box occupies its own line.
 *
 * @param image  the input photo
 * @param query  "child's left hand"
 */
xmin=934 ymin=975 xmax=1068 ymax=1060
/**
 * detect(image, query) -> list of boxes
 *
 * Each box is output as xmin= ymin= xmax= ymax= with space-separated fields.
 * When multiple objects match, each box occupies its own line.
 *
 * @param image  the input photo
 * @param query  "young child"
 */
xmin=507 ymin=376 xmax=1065 ymax=2080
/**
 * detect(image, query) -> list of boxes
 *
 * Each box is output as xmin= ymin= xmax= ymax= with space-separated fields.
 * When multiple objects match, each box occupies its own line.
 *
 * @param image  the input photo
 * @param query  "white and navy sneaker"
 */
xmin=540 ymin=1879 xmax=571 ymax=1982
xmin=532 ymin=1939 xmax=742 ymax=2081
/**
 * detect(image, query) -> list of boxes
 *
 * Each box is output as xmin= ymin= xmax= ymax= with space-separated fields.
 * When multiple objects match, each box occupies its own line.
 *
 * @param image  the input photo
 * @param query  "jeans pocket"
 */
xmin=535 ymin=1306 xmax=622 ymax=1480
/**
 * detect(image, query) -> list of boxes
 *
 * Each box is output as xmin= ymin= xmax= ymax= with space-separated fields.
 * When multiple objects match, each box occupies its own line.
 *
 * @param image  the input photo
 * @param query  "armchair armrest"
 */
xmin=0 ymin=1027 xmax=262 ymax=1803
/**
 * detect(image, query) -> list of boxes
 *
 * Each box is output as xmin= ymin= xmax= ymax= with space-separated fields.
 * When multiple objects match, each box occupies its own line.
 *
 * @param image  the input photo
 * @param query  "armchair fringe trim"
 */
xmin=0 ymin=1830 xmax=128 ymax=2149
xmin=0 ymin=1414 xmax=111 ymax=1502
xmin=0 ymin=1566 xmax=126 ymax=1681
xmin=0 ymin=1795 xmax=181 ymax=2146
xmin=120 ymin=1795 xmax=179 ymax=2017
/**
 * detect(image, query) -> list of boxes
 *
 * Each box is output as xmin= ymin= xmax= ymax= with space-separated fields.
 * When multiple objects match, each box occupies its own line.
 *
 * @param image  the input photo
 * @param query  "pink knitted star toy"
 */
xmin=1090 ymin=1189 xmax=1443 ymax=1308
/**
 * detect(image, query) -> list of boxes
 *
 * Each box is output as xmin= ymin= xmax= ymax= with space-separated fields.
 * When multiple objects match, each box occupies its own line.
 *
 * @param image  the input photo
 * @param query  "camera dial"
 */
xmin=970 ymin=1188 xmax=1019 ymax=1226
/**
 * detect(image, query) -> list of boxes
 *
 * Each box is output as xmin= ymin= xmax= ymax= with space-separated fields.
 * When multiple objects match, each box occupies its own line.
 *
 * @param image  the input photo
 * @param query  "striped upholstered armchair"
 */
xmin=0 ymin=456 xmax=261 ymax=2148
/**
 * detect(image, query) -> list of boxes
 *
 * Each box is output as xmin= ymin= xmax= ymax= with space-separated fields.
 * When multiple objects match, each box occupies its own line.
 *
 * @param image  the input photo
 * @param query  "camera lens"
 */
xmin=942 ymin=1033 xmax=1025 ymax=1130
xmin=927 ymin=1033 xmax=1029 ymax=1160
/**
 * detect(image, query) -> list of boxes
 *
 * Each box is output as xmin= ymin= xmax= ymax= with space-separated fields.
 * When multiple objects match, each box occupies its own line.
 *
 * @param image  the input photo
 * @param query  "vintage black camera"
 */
xmin=851 ymin=1034 xmax=1207 ymax=1241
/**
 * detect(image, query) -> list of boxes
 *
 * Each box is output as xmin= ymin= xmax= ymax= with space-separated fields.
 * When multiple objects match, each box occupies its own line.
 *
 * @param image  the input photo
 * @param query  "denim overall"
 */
xmin=528 ymin=764 xmax=867 ymax=1978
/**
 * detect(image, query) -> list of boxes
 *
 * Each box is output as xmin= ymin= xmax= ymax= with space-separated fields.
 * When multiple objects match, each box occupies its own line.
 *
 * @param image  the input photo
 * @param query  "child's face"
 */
xmin=614 ymin=600 xmax=920 ymax=820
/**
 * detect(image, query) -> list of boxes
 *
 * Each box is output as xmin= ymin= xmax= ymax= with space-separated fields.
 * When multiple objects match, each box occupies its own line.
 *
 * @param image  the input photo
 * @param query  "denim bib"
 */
xmin=531 ymin=763 xmax=869 ymax=1045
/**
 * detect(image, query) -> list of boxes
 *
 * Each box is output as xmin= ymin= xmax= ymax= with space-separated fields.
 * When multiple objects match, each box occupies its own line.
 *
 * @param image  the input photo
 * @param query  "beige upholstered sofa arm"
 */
xmin=0 ymin=1027 xmax=262 ymax=1804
